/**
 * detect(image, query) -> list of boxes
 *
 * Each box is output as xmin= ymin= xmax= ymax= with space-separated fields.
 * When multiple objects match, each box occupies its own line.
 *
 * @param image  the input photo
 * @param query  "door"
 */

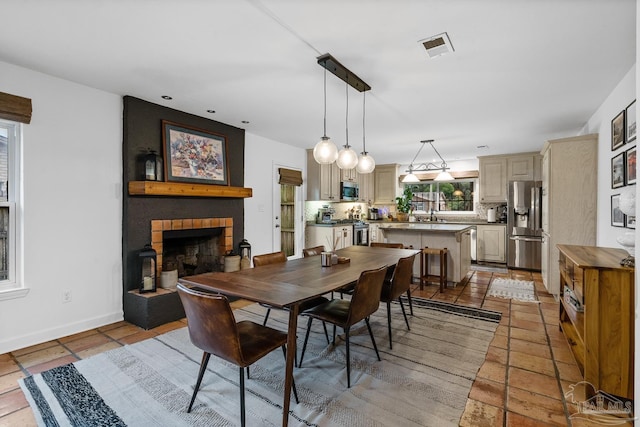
xmin=273 ymin=165 xmax=304 ymax=258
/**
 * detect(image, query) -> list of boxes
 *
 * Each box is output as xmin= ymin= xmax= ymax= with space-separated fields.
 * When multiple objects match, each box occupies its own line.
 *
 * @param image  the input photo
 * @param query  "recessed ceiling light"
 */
xmin=419 ymin=32 xmax=454 ymax=58
xmin=206 ymin=110 xmax=216 ymax=114
xmin=161 ymin=95 xmax=173 ymax=100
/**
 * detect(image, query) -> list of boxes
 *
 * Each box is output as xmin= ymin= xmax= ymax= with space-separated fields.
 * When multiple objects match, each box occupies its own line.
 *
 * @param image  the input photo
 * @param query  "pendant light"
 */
xmin=402 ymin=139 xmax=453 ymax=182
xmin=313 ymin=67 xmax=338 ymax=164
xmin=336 ymin=78 xmax=358 ymax=170
xmin=356 ymin=91 xmax=375 ymax=174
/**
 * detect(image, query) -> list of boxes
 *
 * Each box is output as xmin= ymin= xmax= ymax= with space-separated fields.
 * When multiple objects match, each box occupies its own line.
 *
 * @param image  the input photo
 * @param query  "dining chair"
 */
xmin=176 ymin=283 xmax=299 ymax=426
xmin=370 ymin=242 xmax=405 ymax=248
xmin=380 ymin=253 xmax=416 ymax=349
xmin=302 ymin=245 xmax=325 ymax=257
xmin=253 ymin=251 xmax=329 ymax=334
xmin=298 ymin=265 xmax=388 ymax=388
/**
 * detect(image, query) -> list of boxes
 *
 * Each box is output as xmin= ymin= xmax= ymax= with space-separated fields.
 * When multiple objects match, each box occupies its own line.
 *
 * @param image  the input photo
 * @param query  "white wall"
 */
xmin=0 ymin=61 xmax=123 ymax=354
xmin=243 ymin=133 xmax=306 ymax=258
xmin=582 ymin=64 xmax=636 ymax=249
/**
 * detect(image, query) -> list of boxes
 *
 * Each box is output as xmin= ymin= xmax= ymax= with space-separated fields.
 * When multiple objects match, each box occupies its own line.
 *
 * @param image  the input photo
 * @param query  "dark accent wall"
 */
xmin=122 ymin=96 xmax=245 ymax=326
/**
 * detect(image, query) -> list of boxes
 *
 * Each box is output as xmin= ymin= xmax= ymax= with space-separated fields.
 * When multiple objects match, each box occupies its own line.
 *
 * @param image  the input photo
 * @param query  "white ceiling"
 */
xmin=0 ymin=0 xmax=636 ymax=166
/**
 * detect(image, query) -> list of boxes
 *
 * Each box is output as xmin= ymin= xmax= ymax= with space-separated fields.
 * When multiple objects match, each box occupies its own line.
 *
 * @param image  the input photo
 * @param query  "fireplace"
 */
xmin=150 ymin=217 xmax=234 ymax=283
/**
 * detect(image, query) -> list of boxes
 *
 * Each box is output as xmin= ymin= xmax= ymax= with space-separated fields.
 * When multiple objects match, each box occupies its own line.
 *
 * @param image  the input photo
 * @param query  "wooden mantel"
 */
xmin=128 ymin=181 xmax=252 ymax=198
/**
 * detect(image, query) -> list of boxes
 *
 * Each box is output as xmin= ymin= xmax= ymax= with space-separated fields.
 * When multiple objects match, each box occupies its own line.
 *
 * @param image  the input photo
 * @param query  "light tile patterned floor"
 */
xmin=0 ymin=270 xmax=632 ymax=426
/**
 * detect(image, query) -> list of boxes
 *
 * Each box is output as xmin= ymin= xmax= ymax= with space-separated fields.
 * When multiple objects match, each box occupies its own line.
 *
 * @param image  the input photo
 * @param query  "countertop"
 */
xmin=377 ymin=223 xmax=475 ymax=232
xmin=307 ymin=220 xmax=506 ymax=227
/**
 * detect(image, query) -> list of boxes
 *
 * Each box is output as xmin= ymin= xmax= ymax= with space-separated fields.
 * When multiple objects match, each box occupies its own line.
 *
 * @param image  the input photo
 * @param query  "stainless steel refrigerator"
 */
xmin=507 ymin=181 xmax=542 ymax=270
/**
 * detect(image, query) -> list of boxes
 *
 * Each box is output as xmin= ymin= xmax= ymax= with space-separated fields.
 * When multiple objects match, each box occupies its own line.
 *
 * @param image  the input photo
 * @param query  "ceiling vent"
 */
xmin=419 ymin=32 xmax=454 ymax=58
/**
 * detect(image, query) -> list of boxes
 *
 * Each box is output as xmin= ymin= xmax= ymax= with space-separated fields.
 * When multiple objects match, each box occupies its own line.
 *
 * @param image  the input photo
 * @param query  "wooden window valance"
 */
xmin=278 ymin=168 xmax=303 ymax=186
xmin=0 ymin=92 xmax=32 ymax=124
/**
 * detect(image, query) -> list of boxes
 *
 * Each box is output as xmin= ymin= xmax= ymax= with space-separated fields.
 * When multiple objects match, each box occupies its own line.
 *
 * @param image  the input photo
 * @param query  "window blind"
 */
xmin=278 ymin=168 xmax=303 ymax=186
xmin=0 ymin=92 xmax=32 ymax=124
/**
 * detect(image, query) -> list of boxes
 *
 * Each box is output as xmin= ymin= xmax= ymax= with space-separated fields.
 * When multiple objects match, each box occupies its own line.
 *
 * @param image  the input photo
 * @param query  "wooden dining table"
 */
xmin=179 ymin=245 xmax=419 ymax=427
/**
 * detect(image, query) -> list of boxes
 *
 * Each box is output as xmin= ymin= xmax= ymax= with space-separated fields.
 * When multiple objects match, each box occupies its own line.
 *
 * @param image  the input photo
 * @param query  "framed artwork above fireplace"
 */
xmin=162 ymin=120 xmax=229 ymax=185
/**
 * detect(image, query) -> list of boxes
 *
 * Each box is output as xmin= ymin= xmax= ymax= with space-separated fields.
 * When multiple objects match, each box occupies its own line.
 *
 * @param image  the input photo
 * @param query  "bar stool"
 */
xmin=420 ymin=247 xmax=448 ymax=292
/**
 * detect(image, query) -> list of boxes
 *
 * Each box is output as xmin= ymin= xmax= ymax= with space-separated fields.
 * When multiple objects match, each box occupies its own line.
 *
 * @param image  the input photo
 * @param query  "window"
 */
xmin=404 ymin=180 xmax=475 ymax=213
xmin=0 ymin=119 xmax=22 ymax=297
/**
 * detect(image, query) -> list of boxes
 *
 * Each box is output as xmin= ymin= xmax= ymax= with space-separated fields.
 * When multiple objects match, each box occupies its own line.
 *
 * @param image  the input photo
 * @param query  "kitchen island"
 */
xmin=378 ymin=223 xmax=474 ymax=284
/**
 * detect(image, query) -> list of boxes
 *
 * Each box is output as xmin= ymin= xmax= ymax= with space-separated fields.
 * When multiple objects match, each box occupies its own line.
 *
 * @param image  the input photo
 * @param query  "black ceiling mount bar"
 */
xmin=317 ymin=53 xmax=371 ymax=92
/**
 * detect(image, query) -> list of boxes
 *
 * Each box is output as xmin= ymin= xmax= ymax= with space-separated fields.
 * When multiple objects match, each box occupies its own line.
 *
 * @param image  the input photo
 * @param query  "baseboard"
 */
xmin=0 ymin=310 xmax=124 ymax=355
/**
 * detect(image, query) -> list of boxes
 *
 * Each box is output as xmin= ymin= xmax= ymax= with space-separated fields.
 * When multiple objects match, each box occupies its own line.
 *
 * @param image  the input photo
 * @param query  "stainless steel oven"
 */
xmin=353 ymin=221 xmax=369 ymax=246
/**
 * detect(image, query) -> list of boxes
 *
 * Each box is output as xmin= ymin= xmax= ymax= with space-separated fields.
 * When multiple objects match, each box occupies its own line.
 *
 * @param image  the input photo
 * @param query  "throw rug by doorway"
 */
xmin=20 ymin=299 xmax=500 ymax=427
xmin=487 ymin=278 xmax=538 ymax=302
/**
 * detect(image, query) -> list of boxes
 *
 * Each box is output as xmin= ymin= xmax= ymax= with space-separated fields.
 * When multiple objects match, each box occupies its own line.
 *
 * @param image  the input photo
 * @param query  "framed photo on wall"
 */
xmin=611 ymin=151 xmax=625 ymax=188
xmin=612 ymin=110 xmax=626 ymax=150
xmin=611 ymin=194 xmax=625 ymax=227
xmin=626 ymin=145 xmax=636 ymax=185
xmin=626 ymin=100 xmax=636 ymax=143
xmin=627 ymin=216 xmax=636 ymax=229
xmin=162 ymin=120 xmax=229 ymax=186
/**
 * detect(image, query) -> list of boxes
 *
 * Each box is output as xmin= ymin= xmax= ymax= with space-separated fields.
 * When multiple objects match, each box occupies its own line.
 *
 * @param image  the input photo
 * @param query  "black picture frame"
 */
xmin=627 ymin=215 xmax=636 ymax=229
xmin=626 ymin=100 xmax=636 ymax=143
xmin=162 ymin=120 xmax=229 ymax=186
xmin=611 ymin=151 xmax=625 ymax=189
xmin=626 ymin=145 xmax=636 ymax=185
xmin=612 ymin=110 xmax=626 ymax=150
xmin=611 ymin=194 xmax=625 ymax=227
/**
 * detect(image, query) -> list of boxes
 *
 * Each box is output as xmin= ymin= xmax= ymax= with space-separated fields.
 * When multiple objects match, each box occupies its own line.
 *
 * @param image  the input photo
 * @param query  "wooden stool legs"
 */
xmin=419 ymin=247 xmax=448 ymax=292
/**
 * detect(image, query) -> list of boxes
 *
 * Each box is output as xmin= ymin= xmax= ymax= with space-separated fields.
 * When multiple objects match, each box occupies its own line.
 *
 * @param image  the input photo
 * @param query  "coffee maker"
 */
xmin=316 ymin=206 xmax=336 ymax=224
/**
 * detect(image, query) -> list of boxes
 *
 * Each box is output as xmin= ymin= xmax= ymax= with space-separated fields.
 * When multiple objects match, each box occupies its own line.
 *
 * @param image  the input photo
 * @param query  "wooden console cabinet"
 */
xmin=557 ymin=244 xmax=634 ymax=400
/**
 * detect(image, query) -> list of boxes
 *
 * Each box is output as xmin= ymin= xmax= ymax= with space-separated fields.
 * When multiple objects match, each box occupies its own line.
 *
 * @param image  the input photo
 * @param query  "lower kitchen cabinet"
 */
xmin=557 ymin=245 xmax=634 ymax=401
xmin=476 ymin=224 xmax=506 ymax=263
xmin=305 ymin=225 xmax=352 ymax=250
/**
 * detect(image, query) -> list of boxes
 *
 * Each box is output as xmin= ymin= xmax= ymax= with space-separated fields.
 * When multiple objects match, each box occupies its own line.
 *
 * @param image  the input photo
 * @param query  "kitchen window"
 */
xmin=404 ymin=180 xmax=476 ymax=213
xmin=0 ymin=119 xmax=23 ymax=300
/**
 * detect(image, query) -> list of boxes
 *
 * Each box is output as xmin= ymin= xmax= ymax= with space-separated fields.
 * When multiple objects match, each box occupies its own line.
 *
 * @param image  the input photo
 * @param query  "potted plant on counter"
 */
xmin=395 ymin=187 xmax=413 ymax=222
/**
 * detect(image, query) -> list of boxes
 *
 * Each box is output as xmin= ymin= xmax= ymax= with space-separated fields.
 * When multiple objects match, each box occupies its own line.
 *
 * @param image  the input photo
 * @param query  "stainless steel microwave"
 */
xmin=340 ymin=181 xmax=359 ymax=201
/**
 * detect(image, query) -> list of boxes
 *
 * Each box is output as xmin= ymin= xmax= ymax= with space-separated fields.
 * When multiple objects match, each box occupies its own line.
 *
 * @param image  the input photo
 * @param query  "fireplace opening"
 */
xmin=162 ymin=227 xmax=224 ymax=278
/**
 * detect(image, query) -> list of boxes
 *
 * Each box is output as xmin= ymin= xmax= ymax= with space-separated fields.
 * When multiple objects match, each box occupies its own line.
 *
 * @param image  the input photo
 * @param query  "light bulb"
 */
xmin=336 ymin=146 xmax=358 ymax=169
xmin=356 ymin=153 xmax=376 ymax=174
xmin=313 ymin=137 xmax=338 ymax=164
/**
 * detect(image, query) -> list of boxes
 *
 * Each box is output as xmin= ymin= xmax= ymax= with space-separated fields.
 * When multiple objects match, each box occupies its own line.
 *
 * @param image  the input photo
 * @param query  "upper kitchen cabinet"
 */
xmin=479 ymin=152 xmax=542 ymax=203
xmin=540 ymin=134 xmax=597 ymax=295
xmin=306 ymin=149 xmax=340 ymax=201
xmin=374 ymin=164 xmax=400 ymax=204
xmin=341 ymin=167 xmax=357 ymax=182
xmin=507 ymin=153 xmax=542 ymax=181
xmin=357 ymin=170 xmax=374 ymax=204
xmin=478 ymin=156 xmax=507 ymax=202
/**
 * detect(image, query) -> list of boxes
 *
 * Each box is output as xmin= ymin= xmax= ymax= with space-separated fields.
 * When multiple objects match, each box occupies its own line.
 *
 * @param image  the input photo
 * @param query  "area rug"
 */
xmin=487 ymin=278 xmax=538 ymax=302
xmin=20 ymin=300 xmax=500 ymax=427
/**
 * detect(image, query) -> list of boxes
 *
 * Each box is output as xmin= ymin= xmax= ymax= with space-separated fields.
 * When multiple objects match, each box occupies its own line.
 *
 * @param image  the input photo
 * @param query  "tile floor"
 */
xmin=0 ymin=269 xmax=632 ymax=426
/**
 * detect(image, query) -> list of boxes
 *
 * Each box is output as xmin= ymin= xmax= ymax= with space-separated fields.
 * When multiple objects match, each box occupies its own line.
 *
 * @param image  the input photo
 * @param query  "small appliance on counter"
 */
xmin=368 ymin=207 xmax=380 ymax=220
xmin=316 ymin=205 xmax=336 ymax=224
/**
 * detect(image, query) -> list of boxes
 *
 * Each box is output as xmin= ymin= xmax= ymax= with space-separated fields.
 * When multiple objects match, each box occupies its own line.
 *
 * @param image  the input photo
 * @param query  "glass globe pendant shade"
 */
xmin=356 ymin=153 xmax=376 ymax=174
xmin=336 ymin=146 xmax=359 ymax=169
xmin=313 ymin=136 xmax=338 ymax=164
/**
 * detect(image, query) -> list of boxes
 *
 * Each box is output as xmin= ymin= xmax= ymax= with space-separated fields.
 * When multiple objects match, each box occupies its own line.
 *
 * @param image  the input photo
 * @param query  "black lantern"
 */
xmin=139 ymin=244 xmax=157 ymax=293
xmin=238 ymin=239 xmax=251 ymax=260
xmin=138 ymin=148 xmax=163 ymax=181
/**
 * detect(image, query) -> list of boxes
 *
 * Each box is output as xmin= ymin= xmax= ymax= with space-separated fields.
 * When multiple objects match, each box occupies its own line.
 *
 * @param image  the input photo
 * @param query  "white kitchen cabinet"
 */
xmin=540 ymin=232 xmax=549 ymax=290
xmin=357 ymin=170 xmax=375 ymax=204
xmin=305 ymin=224 xmax=353 ymax=250
xmin=341 ymin=167 xmax=357 ymax=182
xmin=306 ymin=149 xmax=340 ymax=201
xmin=476 ymin=224 xmax=506 ymax=263
xmin=368 ymin=223 xmax=381 ymax=243
xmin=540 ymin=134 xmax=597 ymax=295
xmin=478 ymin=157 xmax=507 ymax=202
xmin=507 ymin=154 xmax=535 ymax=181
xmin=374 ymin=164 xmax=400 ymax=204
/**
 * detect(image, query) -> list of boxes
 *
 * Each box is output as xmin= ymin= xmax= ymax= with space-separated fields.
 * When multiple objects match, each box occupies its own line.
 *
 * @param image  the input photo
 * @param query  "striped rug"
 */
xmin=20 ymin=299 xmax=500 ymax=426
xmin=487 ymin=278 xmax=538 ymax=302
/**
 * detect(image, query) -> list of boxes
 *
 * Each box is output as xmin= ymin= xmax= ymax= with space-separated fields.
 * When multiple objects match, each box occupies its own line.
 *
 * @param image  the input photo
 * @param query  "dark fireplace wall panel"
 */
xmin=122 ymin=96 xmax=246 ymax=327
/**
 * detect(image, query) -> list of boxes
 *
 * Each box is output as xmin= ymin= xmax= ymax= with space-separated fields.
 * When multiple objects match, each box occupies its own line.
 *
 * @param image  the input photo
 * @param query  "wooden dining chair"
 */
xmin=176 ymin=283 xmax=299 ymax=426
xmin=302 ymin=245 xmax=325 ymax=257
xmin=380 ymin=253 xmax=416 ymax=349
xmin=370 ymin=242 xmax=405 ymax=248
xmin=298 ymin=265 xmax=388 ymax=388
